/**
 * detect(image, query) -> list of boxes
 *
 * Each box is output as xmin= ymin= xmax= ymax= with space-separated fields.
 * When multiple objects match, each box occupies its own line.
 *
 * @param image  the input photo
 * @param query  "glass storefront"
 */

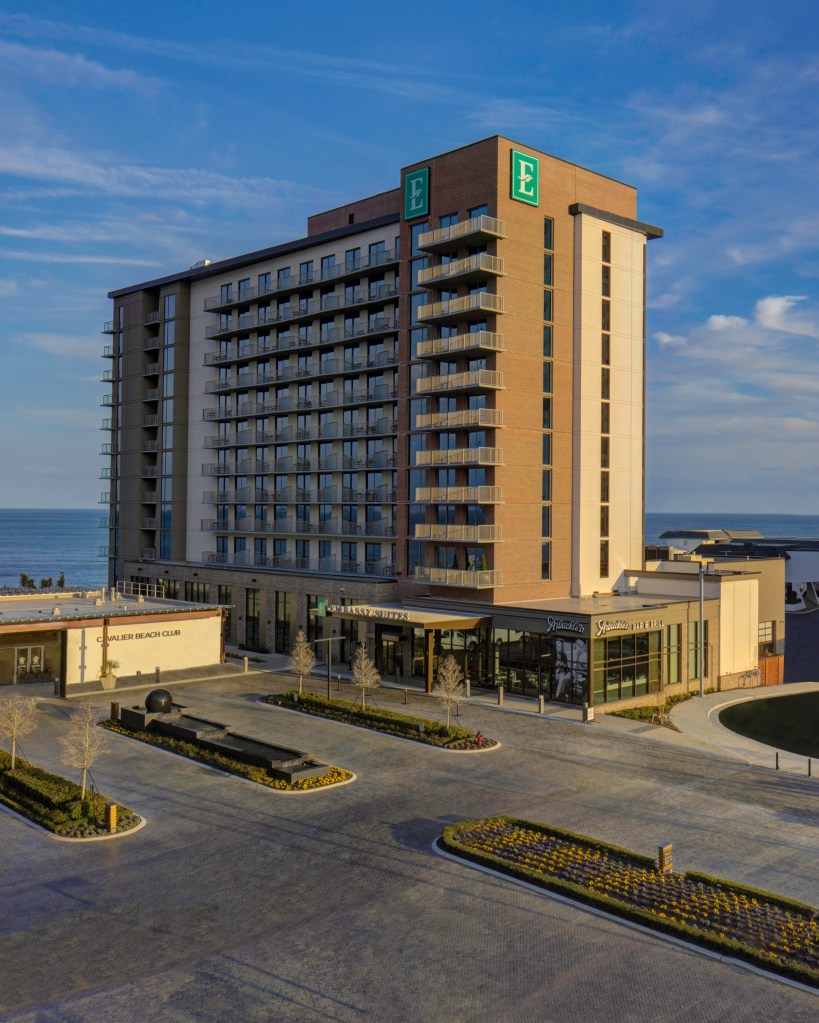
xmin=592 ymin=630 xmax=662 ymax=704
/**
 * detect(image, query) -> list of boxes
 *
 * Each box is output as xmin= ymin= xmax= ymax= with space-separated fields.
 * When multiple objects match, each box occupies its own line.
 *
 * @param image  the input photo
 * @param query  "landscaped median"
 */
xmin=100 ymin=719 xmax=353 ymax=791
xmin=264 ymin=691 xmax=498 ymax=750
xmin=0 ymin=750 xmax=141 ymax=839
xmin=441 ymin=816 xmax=818 ymax=987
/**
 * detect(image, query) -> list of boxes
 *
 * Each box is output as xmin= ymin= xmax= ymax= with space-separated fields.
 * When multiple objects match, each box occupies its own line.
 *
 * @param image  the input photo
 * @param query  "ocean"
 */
xmin=0 ymin=509 xmax=105 ymax=589
xmin=1 ymin=509 xmax=819 ymax=590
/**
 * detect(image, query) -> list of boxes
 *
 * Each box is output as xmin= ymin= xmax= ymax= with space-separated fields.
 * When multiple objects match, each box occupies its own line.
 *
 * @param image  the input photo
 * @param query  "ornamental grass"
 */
xmin=443 ymin=816 xmax=818 ymax=986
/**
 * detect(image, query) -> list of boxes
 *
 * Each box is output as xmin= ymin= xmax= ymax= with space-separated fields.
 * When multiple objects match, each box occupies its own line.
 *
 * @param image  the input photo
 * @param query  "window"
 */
xmin=601 ymin=367 xmax=610 ymax=401
xmin=543 ymin=362 xmax=552 ymax=393
xmin=542 ymin=434 xmax=551 ymax=465
xmin=601 ymin=471 xmax=609 ymax=502
xmin=541 ymin=542 xmax=551 ymax=580
xmin=258 ymin=272 xmax=271 ymax=293
xmin=470 ymin=204 xmax=488 ymax=219
xmin=541 ymin=470 xmax=551 ymax=501
xmin=321 ymin=254 xmax=336 ymax=278
xmin=602 ymin=333 xmax=610 ymax=365
xmin=163 ymin=294 xmax=176 ymax=319
xmin=602 ymin=265 xmax=611 ymax=297
xmin=601 ymin=403 xmax=610 ymax=434
xmin=601 ymin=436 xmax=610 ymax=467
xmin=440 ymin=213 xmax=459 ymax=227
xmin=543 ymin=325 xmax=552 ymax=357
xmin=410 ymin=222 xmax=428 ymax=256
xmin=543 ymin=253 xmax=553 ymax=286
xmin=369 ymin=241 xmax=386 ymax=264
xmin=544 ymin=218 xmax=554 ymax=251
xmin=220 ymin=283 xmax=232 ymax=304
xmin=278 ymin=267 xmax=291 ymax=285
xmin=602 ymin=231 xmax=611 ymax=263
xmin=543 ymin=290 xmax=553 ymax=323
xmin=601 ymin=299 xmax=610 ymax=332
xmin=238 ymin=277 xmax=251 ymax=295
xmin=299 ymin=260 xmax=313 ymax=283
xmin=541 ymin=506 xmax=551 ymax=537
xmin=542 ymin=398 xmax=551 ymax=429
xmin=600 ymin=505 xmax=609 ymax=537
xmin=345 ymin=247 xmax=361 ymax=269
xmin=600 ymin=540 xmax=609 ymax=577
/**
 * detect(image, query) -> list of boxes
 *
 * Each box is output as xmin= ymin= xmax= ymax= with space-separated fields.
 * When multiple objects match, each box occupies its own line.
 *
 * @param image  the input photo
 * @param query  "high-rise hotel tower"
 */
xmin=106 ymin=135 xmax=759 ymax=707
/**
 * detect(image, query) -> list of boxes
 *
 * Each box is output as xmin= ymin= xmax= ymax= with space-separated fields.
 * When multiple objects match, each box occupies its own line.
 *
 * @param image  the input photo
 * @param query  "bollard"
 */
xmin=403 ymin=687 xmax=408 ymax=705
xmin=155 ymin=666 xmax=161 ymax=684
xmin=657 ymin=844 xmax=673 ymax=874
xmin=538 ymin=694 xmax=545 ymax=714
xmin=105 ymin=802 xmax=118 ymax=834
xmin=465 ymin=678 xmax=471 ymax=699
xmin=808 ymin=759 xmax=812 ymax=778
xmin=418 ymin=722 xmax=424 ymax=735
xmin=110 ymin=701 xmax=120 ymax=722
xmin=242 ymin=656 xmax=249 ymax=673
xmin=775 ymin=751 xmax=779 ymax=770
xmin=497 ymin=685 xmax=504 ymax=706
xmin=337 ymin=674 xmax=341 ymax=691
xmin=583 ymin=702 xmax=595 ymax=723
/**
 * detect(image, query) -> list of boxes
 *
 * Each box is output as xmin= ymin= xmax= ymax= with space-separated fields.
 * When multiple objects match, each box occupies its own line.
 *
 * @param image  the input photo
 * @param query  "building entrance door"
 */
xmin=15 ymin=646 xmax=44 ymax=682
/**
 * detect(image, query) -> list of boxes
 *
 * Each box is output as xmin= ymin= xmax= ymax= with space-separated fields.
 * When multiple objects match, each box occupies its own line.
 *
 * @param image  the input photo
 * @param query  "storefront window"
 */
xmin=592 ymin=630 xmax=662 ymax=704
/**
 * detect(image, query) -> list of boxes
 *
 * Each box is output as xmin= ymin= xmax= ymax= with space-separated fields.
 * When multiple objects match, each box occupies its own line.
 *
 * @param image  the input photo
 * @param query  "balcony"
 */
xmin=414 ymin=486 xmax=502 ymax=503
xmin=143 ymin=388 xmax=159 ymax=401
xmin=100 ymin=418 xmax=113 ymax=430
xmin=98 ymin=545 xmax=110 ymax=558
xmin=142 ymin=491 xmax=157 ymax=503
xmin=414 ymin=447 xmax=502 ymax=467
xmin=204 ymin=430 xmax=273 ymax=448
xmin=414 ymin=566 xmax=501 ymax=589
xmin=144 ymin=337 xmax=161 ymax=350
xmin=202 ymin=250 xmax=399 ymax=311
xmin=414 ymin=524 xmax=502 ymax=542
xmin=416 ymin=330 xmax=504 ymax=360
xmin=416 ymin=369 xmax=503 ymax=395
xmin=417 ymin=292 xmax=504 ymax=324
xmin=145 ymin=310 xmax=160 ymax=324
xmin=142 ymin=466 xmax=158 ymax=478
xmin=417 ymin=215 xmax=505 ymax=252
xmin=99 ymin=492 xmax=110 ymax=504
xmin=102 ymin=321 xmax=115 ymax=334
xmin=101 ymin=395 xmax=114 ymax=407
xmin=415 ymin=407 xmax=503 ymax=431
xmin=102 ymin=345 xmax=115 ymax=357
xmin=143 ymin=440 xmax=158 ymax=453
xmin=99 ymin=468 xmax=112 ymax=479
xmin=418 ymin=253 xmax=504 ymax=288
xmin=144 ymin=414 xmax=159 ymax=428
xmin=204 ymin=338 xmax=275 ymax=365
xmin=99 ymin=516 xmax=110 ymax=528
xmin=144 ymin=362 xmax=160 ymax=376
xmin=203 ymin=489 xmax=269 ymax=504
xmin=141 ymin=548 xmax=157 ymax=561
xmin=141 ymin=518 xmax=157 ymax=530
xmin=100 ymin=443 xmax=113 ymax=455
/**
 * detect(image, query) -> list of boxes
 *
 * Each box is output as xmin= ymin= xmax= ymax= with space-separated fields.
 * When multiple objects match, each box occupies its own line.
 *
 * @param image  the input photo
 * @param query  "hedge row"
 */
xmin=441 ymin=818 xmax=818 ymax=988
xmin=0 ymin=749 xmax=137 ymax=837
xmin=101 ymin=720 xmax=352 ymax=791
xmin=267 ymin=691 xmax=494 ymax=749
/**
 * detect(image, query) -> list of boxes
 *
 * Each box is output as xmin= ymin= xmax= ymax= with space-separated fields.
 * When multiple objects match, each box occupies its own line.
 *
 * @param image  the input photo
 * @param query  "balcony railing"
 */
xmin=203 ymin=490 xmax=269 ymax=504
xmin=201 ymin=384 xmax=397 ymax=420
xmin=144 ymin=337 xmax=161 ymax=350
xmin=203 ymin=250 xmax=398 ymax=310
xmin=416 ymin=369 xmax=503 ymax=395
xmin=142 ymin=491 xmax=157 ymax=503
xmin=142 ymin=518 xmax=157 ymax=530
xmin=100 ymin=443 xmax=113 ymax=455
xmin=414 ymin=566 xmax=501 ymax=588
xmin=144 ymin=362 xmax=160 ymax=376
xmin=102 ymin=345 xmax=115 ymax=357
xmin=418 ymin=253 xmax=504 ymax=287
xmin=415 ymin=447 xmax=502 ymax=467
xmin=145 ymin=311 xmax=160 ymax=324
xmin=414 ymin=407 xmax=503 ymax=431
xmin=413 ymin=524 xmax=502 ymax=542
xmin=143 ymin=388 xmax=159 ymax=401
xmin=417 ymin=292 xmax=504 ymax=323
xmin=100 ymin=418 xmax=113 ymax=430
xmin=142 ymin=547 xmax=157 ymax=561
xmin=416 ymin=330 xmax=505 ymax=360
xmin=142 ymin=467 xmax=158 ymax=478
xmin=102 ymin=321 xmax=115 ymax=334
xmin=99 ymin=468 xmax=112 ymax=479
xmin=414 ymin=486 xmax=502 ymax=503
xmin=417 ymin=215 xmax=505 ymax=252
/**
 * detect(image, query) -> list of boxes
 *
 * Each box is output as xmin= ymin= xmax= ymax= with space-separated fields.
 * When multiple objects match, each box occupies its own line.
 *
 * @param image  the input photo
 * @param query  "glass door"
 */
xmin=15 ymin=646 xmax=44 ymax=682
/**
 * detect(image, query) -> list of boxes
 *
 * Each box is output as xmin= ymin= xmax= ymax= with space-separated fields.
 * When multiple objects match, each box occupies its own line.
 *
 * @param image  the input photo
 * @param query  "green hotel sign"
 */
xmin=404 ymin=167 xmax=429 ymax=219
xmin=511 ymin=149 xmax=539 ymax=206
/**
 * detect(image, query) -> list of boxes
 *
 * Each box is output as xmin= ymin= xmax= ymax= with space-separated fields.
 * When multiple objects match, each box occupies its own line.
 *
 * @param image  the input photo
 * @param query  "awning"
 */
xmin=326 ymin=602 xmax=489 ymax=630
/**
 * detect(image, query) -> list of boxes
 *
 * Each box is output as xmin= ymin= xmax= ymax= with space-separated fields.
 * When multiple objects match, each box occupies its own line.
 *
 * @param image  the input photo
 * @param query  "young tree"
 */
xmin=351 ymin=642 xmax=380 ymax=710
xmin=433 ymin=655 xmax=466 ymax=731
xmin=56 ymin=572 xmax=65 ymax=589
xmin=289 ymin=627 xmax=316 ymax=694
xmin=60 ymin=703 xmax=110 ymax=800
xmin=18 ymin=574 xmax=35 ymax=590
xmin=0 ymin=697 xmax=39 ymax=770
xmin=39 ymin=578 xmax=52 ymax=589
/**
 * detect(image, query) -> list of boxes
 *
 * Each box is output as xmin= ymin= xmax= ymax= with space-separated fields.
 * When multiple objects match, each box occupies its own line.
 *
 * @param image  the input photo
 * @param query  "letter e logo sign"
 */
xmin=511 ymin=150 xmax=539 ymax=206
xmin=404 ymin=167 xmax=429 ymax=220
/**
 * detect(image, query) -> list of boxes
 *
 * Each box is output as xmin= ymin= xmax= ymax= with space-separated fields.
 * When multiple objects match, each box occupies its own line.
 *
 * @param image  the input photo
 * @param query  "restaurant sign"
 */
xmin=326 ymin=605 xmax=410 ymax=622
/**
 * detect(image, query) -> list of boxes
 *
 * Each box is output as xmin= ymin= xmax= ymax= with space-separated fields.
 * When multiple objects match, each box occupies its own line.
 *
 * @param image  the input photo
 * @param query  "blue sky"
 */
xmin=2 ymin=0 xmax=819 ymax=512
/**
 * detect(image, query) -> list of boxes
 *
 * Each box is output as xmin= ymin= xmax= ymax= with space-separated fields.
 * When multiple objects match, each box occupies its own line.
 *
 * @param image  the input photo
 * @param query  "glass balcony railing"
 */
xmin=416 ymin=369 xmax=503 ymax=395
xmin=414 ymin=447 xmax=503 ymax=467
xmin=415 ymin=330 xmax=504 ymax=360
xmin=414 ymin=566 xmax=501 ymax=589
xmin=417 ymin=215 xmax=505 ymax=252
xmin=418 ymin=253 xmax=504 ymax=287
xmin=413 ymin=524 xmax=501 ymax=542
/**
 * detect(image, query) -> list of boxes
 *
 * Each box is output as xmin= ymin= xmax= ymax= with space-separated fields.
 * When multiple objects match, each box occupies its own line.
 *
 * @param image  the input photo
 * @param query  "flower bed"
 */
xmin=0 ymin=749 xmax=140 ymax=838
xmin=265 ymin=691 xmax=497 ymax=750
xmin=101 ymin=720 xmax=352 ymax=791
xmin=442 ymin=816 xmax=818 ymax=987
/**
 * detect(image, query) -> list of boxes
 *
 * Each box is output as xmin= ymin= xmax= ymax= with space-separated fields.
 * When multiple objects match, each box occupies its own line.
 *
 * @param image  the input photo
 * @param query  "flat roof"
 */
xmin=503 ymin=593 xmax=698 ymax=615
xmin=0 ymin=592 xmax=223 ymax=628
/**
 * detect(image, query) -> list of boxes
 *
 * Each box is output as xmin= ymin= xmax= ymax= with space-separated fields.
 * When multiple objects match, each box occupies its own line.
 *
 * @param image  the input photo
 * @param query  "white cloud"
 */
xmin=654 ymin=331 xmax=686 ymax=349
xmin=0 ymin=250 xmax=162 ymax=266
xmin=754 ymin=295 xmax=819 ymax=339
xmin=0 ymin=40 xmax=160 ymax=96
xmin=12 ymin=333 xmax=101 ymax=362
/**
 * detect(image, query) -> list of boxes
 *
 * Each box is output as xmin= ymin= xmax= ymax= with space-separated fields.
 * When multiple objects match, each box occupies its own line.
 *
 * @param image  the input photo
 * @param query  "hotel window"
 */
xmin=542 ymin=434 xmax=552 ymax=465
xmin=541 ymin=506 xmax=551 ymax=537
xmin=185 ymin=581 xmax=210 ymax=603
xmin=220 ymin=283 xmax=232 ymax=304
xmin=440 ymin=213 xmax=458 ymax=227
xmin=601 ymin=299 xmax=610 ymax=332
xmin=601 ymin=436 xmax=610 ymax=468
xmin=601 ymin=403 xmax=610 ymax=434
xmin=470 ymin=204 xmax=488 ymax=219
xmin=163 ymin=320 xmax=175 ymax=344
xmin=369 ymin=240 xmax=386 ymax=262
xmin=602 ymin=265 xmax=611 ymax=297
xmin=345 ymin=247 xmax=361 ymax=269
xmin=541 ymin=541 xmax=551 ymax=580
xmin=274 ymin=591 xmax=291 ymax=653
xmin=601 ymin=367 xmax=610 ymax=401
xmin=542 ymin=470 xmax=551 ymax=501
xmin=258 ymin=272 xmax=271 ymax=292
xmin=543 ymin=253 xmax=553 ymax=286
xmin=688 ymin=621 xmax=709 ymax=678
xmin=278 ymin=266 xmax=292 ymax=285
xmin=410 ymin=222 xmax=428 ymax=256
xmin=602 ymin=231 xmax=611 ymax=263
xmin=543 ymin=325 xmax=552 ymax=357
xmin=602 ymin=333 xmax=610 ymax=365
xmin=163 ymin=294 xmax=176 ymax=319
xmin=601 ymin=471 xmax=609 ymax=502
xmin=544 ymin=217 xmax=554 ymax=251
xmin=600 ymin=540 xmax=609 ymax=577
xmin=600 ymin=505 xmax=609 ymax=537
xmin=543 ymin=362 xmax=552 ymax=393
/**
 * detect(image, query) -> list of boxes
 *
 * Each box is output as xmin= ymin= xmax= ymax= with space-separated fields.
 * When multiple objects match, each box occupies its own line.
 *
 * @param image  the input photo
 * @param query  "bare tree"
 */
xmin=0 ymin=697 xmax=39 ymax=770
xmin=351 ymin=642 xmax=380 ymax=710
xmin=60 ymin=703 xmax=110 ymax=800
xmin=289 ymin=627 xmax=316 ymax=694
xmin=433 ymin=655 xmax=466 ymax=731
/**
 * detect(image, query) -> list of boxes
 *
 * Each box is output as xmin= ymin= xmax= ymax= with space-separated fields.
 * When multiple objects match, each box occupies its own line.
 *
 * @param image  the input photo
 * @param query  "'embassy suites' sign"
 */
xmin=326 ymin=605 xmax=409 ymax=622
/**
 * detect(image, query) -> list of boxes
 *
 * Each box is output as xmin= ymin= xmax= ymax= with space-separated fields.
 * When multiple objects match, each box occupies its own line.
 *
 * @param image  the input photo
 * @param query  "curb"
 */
xmin=431 ymin=839 xmax=819 ymax=996
xmin=0 ymin=799 xmax=146 ymax=842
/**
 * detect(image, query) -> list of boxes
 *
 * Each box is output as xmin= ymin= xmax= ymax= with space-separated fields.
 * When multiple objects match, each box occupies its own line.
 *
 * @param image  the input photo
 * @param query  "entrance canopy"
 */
xmin=326 ymin=602 xmax=489 ymax=631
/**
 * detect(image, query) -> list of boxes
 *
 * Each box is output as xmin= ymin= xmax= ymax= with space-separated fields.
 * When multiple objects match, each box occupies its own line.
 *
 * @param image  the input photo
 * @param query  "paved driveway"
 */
xmin=1 ymin=675 xmax=816 ymax=1021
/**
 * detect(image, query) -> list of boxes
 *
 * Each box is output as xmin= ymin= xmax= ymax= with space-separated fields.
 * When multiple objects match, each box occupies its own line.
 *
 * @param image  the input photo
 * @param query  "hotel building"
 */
xmin=101 ymin=136 xmax=782 ymax=708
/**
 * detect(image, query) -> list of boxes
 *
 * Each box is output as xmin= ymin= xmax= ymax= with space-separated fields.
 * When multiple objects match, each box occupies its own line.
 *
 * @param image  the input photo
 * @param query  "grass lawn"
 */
xmin=719 ymin=692 xmax=819 ymax=758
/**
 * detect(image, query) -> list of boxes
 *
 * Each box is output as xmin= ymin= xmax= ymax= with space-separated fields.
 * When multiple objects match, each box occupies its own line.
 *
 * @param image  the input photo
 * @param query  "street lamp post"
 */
xmin=699 ymin=561 xmax=705 ymax=698
xmin=314 ymin=632 xmax=343 ymax=699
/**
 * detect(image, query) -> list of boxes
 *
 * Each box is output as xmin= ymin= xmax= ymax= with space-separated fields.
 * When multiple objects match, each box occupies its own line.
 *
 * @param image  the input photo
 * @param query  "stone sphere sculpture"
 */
xmin=145 ymin=688 xmax=173 ymax=713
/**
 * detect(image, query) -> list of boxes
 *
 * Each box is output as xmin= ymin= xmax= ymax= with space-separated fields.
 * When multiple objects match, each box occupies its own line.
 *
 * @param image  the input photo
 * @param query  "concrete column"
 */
xmin=425 ymin=629 xmax=435 ymax=693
